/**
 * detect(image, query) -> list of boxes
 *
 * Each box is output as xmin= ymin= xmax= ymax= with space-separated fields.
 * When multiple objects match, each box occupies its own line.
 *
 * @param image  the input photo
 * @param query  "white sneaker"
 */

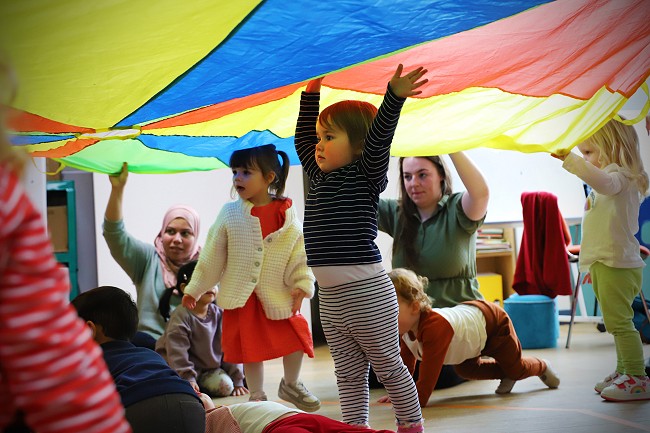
xmin=278 ymin=378 xmax=321 ymax=412
xmin=594 ymin=371 xmax=621 ymax=394
xmin=600 ymin=374 xmax=650 ymax=402
xmin=539 ymin=360 xmax=560 ymax=389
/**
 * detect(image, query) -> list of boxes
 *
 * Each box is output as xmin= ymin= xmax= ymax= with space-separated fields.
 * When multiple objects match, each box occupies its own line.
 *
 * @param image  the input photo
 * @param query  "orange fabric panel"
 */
xmin=8 ymin=110 xmax=94 ymax=134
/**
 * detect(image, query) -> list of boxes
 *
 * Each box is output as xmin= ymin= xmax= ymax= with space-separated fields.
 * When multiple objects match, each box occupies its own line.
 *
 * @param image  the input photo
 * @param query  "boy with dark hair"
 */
xmin=72 ymin=286 xmax=205 ymax=433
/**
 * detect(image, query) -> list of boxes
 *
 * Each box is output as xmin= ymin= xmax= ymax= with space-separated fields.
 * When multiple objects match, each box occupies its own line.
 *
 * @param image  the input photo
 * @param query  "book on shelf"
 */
xmin=477 ymin=228 xmax=504 ymax=236
xmin=477 ymin=242 xmax=511 ymax=249
xmin=476 ymin=227 xmax=511 ymax=253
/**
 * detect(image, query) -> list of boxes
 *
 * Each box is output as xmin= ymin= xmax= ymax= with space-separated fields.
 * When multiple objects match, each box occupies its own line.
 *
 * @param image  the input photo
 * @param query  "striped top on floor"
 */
xmin=295 ymin=86 xmax=405 ymax=267
xmin=0 ymin=163 xmax=130 ymax=433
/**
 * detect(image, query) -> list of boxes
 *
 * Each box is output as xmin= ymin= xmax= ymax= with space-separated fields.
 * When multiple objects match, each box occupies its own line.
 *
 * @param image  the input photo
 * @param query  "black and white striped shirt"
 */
xmin=295 ymin=86 xmax=405 ymax=267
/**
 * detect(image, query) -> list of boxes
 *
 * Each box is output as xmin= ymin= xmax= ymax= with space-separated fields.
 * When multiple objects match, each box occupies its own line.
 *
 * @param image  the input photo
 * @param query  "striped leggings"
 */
xmin=318 ymin=271 xmax=422 ymax=426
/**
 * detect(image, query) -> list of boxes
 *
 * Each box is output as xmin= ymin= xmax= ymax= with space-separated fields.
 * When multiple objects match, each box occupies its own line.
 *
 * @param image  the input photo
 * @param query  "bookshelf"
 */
xmin=476 ymin=226 xmax=516 ymax=300
xmin=46 ymin=180 xmax=78 ymax=299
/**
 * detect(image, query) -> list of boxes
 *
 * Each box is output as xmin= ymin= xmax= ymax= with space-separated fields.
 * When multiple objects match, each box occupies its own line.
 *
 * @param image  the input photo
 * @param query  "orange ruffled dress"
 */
xmin=222 ymin=198 xmax=313 ymax=363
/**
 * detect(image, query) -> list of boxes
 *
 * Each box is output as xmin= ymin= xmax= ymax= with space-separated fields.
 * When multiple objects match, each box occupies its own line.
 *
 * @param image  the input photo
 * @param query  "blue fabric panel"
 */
xmin=117 ymin=0 xmax=551 ymax=126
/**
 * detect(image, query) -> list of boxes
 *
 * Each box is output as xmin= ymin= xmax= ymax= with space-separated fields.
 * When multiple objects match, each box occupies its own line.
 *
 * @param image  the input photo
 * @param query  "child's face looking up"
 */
xmin=315 ymin=118 xmax=355 ymax=173
xmin=577 ymin=141 xmax=602 ymax=169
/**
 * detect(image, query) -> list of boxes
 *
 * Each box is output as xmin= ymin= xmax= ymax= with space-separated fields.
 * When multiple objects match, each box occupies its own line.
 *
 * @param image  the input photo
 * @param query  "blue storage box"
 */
xmin=504 ymin=294 xmax=559 ymax=349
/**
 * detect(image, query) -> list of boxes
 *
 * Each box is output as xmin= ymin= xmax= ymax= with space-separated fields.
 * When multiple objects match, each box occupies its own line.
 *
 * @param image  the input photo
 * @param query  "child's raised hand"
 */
xmin=551 ymin=152 xmax=567 ymax=161
xmin=231 ymin=386 xmax=249 ymax=397
xmin=390 ymin=64 xmax=428 ymax=98
xmin=108 ymin=162 xmax=128 ymax=188
xmin=291 ymin=288 xmax=307 ymax=314
xmin=181 ymin=293 xmax=197 ymax=309
xmin=306 ymin=77 xmax=323 ymax=93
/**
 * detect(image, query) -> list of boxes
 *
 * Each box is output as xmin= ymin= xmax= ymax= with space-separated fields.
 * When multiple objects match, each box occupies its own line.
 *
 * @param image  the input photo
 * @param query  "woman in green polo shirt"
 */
xmin=377 ymin=153 xmax=490 ymax=388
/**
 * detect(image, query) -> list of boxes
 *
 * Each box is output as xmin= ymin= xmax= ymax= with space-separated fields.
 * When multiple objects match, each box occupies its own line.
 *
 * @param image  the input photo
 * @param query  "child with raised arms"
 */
xmin=181 ymin=144 xmax=320 ymax=411
xmin=554 ymin=118 xmax=650 ymax=401
xmin=380 ymin=268 xmax=559 ymax=407
xmin=296 ymin=65 xmax=427 ymax=431
xmin=156 ymin=260 xmax=246 ymax=398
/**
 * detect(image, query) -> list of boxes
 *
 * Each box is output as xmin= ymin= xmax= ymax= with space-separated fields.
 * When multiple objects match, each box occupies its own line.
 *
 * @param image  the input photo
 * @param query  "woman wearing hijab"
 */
xmin=104 ymin=162 xmax=201 ymax=349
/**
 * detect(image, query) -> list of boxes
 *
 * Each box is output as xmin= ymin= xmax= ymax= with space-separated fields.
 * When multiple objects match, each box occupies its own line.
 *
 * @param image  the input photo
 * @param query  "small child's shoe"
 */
xmin=594 ymin=371 xmax=621 ymax=394
xmin=539 ymin=360 xmax=560 ymax=389
xmin=278 ymin=378 xmax=321 ymax=412
xmin=600 ymin=374 xmax=650 ymax=402
xmin=396 ymin=420 xmax=424 ymax=433
xmin=495 ymin=378 xmax=516 ymax=394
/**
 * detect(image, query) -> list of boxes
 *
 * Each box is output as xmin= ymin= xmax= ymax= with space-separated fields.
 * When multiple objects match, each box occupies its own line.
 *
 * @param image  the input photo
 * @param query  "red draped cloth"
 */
xmin=512 ymin=191 xmax=572 ymax=298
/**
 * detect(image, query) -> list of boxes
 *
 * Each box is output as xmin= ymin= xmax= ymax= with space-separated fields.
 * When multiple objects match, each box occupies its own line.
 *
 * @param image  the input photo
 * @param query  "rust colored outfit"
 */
xmin=401 ymin=300 xmax=547 ymax=407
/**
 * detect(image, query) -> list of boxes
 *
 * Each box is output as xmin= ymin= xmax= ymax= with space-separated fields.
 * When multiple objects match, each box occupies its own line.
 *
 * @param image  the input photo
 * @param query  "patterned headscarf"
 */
xmin=154 ymin=204 xmax=201 ymax=288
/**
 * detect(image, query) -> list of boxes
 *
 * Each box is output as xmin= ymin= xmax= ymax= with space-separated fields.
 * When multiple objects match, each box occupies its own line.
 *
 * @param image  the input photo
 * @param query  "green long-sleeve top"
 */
xmin=103 ymin=218 xmax=180 ymax=339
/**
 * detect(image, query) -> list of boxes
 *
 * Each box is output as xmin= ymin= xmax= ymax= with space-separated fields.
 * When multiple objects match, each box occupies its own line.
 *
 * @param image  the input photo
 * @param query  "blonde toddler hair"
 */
xmin=585 ymin=118 xmax=649 ymax=196
xmin=388 ymin=268 xmax=433 ymax=312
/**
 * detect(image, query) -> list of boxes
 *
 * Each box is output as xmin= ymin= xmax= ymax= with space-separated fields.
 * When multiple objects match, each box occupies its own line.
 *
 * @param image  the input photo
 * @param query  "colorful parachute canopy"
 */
xmin=1 ymin=0 xmax=649 ymax=174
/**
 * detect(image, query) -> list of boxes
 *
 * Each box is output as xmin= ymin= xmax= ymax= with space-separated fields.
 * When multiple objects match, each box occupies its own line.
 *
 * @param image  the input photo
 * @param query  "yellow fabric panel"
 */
xmin=392 ymin=86 xmax=627 ymax=155
xmin=145 ymin=87 xmax=387 ymax=138
xmin=147 ymin=84 xmax=627 ymax=156
xmin=0 ymin=0 xmax=260 ymax=128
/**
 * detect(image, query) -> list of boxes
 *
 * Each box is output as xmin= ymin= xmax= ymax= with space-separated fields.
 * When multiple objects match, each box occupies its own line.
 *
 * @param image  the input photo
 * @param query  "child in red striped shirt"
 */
xmin=0 ymin=58 xmax=130 ymax=433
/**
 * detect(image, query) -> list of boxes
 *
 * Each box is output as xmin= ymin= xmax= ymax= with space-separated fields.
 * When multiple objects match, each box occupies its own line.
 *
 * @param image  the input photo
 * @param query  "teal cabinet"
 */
xmin=46 ymin=180 xmax=78 ymax=299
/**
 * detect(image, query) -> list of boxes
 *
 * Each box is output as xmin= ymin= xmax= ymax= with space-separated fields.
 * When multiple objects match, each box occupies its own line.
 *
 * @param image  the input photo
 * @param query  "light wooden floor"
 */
xmin=217 ymin=323 xmax=650 ymax=432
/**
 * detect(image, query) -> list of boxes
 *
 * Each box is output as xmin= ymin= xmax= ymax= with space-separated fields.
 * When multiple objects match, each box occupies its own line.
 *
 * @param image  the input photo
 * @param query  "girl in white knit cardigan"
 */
xmin=182 ymin=144 xmax=320 ymax=411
